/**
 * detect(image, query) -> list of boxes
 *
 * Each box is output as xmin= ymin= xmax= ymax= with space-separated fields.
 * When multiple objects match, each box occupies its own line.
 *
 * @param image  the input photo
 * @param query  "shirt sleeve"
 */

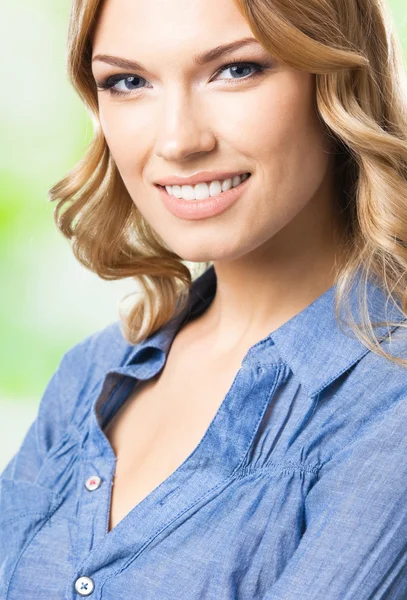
xmin=265 ymin=396 xmax=407 ymax=600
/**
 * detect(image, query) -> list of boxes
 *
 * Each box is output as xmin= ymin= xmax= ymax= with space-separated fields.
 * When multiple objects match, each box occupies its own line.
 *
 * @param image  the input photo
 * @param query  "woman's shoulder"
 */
xmin=360 ymin=323 xmax=407 ymax=398
xmin=306 ymin=323 xmax=407 ymax=467
xmin=36 ymin=321 xmax=136 ymax=437
xmin=59 ymin=319 xmax=138 ymax=381
xmin=0 ymin=321 xmax=136 ymax=482
xmin=65 ymin=319 xmax=130 ymax=362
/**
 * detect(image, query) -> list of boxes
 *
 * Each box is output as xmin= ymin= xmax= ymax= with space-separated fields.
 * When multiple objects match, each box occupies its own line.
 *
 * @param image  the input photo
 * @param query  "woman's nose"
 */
xmin=154 ymin=89 xmax=216 ymax=162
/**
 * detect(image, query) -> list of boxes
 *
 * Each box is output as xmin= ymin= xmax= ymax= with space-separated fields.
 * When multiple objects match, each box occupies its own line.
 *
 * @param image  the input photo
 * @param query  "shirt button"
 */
xmin=74 ymin=576 xmax=95 ymax=596
xmin=85 ymin=475 xmax=102 ymax=491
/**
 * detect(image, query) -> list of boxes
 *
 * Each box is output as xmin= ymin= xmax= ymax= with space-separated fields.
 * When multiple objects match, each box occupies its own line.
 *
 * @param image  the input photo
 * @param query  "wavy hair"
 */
xmin=48 ymin=0 xmax=407 ymax=366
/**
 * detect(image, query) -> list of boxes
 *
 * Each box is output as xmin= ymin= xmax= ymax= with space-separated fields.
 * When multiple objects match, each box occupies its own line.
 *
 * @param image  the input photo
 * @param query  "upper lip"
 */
xmin=154 ymin=171 xmax=250 ymax=187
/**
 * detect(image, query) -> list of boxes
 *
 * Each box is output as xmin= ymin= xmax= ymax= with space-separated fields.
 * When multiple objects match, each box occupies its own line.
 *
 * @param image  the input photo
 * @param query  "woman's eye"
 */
xmin=216 ymin=62 xmax=264 ymax=81
xmin=99 ymin=74 xmax=147 ymax=96
xmin=96 ymin=61 xmax=270 ymax=98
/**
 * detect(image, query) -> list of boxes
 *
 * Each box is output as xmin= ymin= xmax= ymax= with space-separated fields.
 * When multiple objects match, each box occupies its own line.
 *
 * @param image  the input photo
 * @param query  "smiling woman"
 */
xmin=2 ymin=0 xmax=407 ymax=598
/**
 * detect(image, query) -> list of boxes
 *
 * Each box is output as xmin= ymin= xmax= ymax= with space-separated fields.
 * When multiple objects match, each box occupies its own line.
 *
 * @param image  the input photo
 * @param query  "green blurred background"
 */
xmin=0 ymin=0 xmax=406 ymax=468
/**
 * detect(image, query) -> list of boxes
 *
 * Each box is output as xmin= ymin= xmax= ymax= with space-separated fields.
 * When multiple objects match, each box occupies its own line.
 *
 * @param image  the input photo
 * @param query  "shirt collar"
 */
xmin=124 ymin=265 xmax=405 ymax=396
xmin=123 ymin=267 xmax=216 ymax=364
xmin=271 ymin=272 xmax=405 ymax=396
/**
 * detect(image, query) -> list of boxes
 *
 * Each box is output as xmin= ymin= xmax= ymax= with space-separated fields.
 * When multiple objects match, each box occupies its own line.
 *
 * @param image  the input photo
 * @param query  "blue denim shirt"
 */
xmin=1 ymin=265 xmax=407 ymax=600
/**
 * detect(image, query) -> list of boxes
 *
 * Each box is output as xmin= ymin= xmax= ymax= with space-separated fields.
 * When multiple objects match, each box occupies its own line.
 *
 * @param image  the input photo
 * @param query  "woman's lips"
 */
xmin=156 ymin=174 xmax=252 ymax=221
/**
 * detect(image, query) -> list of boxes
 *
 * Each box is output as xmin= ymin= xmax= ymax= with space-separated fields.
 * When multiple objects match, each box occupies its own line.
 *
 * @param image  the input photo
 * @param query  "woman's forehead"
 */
xmin=92 ymin=0 xmax=252 ymax=50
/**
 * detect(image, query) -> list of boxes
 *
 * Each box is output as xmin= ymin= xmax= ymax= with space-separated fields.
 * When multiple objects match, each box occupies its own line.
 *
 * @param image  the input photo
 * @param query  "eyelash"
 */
xmin=96 ymin=61 xmax=271 ymax=98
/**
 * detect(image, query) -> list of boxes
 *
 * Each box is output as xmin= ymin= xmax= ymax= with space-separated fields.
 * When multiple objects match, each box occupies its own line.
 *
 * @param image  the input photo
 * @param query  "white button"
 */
xmin=85 ymin=475 xmax=102 ymax=491
xmin=74 ymin=576 xmax=95 ymax=596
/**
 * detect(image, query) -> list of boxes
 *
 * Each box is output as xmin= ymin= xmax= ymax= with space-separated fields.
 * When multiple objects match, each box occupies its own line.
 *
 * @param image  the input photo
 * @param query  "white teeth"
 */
xmin=221 ymin=178 xmax=232 ymax=193
xmin=165 ymin=173 xmax=250 ymax=201
xmin=209 ymin=180 xmax=222 ymax=197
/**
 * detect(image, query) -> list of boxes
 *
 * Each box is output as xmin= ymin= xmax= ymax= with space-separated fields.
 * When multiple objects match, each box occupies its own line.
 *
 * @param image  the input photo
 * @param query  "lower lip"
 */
xmin=156 ymin=174 xmax=251 ymax=221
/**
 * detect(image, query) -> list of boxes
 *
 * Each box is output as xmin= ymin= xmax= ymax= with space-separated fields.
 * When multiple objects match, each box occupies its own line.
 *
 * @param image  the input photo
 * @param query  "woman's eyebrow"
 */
xmin=92 ymin=37 xmax=263 ymax=71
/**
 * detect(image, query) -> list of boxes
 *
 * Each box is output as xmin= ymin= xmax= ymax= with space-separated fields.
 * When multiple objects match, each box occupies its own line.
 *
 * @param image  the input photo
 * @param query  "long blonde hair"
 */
xmin=49 ymin=0 xmax=407 ymax=366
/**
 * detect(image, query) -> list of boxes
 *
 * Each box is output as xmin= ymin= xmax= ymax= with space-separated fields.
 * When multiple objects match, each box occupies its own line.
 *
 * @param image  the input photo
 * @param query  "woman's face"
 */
xmin=91 ymin=0 xmax=338 ymax=263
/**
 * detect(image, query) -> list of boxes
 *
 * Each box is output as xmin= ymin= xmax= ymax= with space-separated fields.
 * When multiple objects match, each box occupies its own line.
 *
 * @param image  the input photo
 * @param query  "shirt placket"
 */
xmin=67 ymin=343 xmax=283 ymax=600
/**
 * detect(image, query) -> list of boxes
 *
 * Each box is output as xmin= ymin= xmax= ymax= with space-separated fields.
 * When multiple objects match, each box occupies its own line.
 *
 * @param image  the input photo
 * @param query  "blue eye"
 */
xmin=99 ymin=74 xmax=145 ymax=94
xmin=96 ymin=61 xmax=271 ymax=98
xmin=219 ymin=63 xmax=259 ymax=80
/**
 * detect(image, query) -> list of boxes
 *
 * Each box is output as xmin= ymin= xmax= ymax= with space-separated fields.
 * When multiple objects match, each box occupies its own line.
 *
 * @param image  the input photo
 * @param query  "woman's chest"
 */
xmin=103 ymin=361 xmax=240 ymax=532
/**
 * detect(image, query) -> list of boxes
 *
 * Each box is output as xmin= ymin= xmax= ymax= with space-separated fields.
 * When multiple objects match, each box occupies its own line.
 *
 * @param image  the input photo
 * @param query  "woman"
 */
xmin=1 ymin=0 xmax=407 ymax=597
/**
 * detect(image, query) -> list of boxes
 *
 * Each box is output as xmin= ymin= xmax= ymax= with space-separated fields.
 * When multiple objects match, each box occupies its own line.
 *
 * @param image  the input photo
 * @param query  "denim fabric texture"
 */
xmin=1 ymin=265 xmax=407 ymax=599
